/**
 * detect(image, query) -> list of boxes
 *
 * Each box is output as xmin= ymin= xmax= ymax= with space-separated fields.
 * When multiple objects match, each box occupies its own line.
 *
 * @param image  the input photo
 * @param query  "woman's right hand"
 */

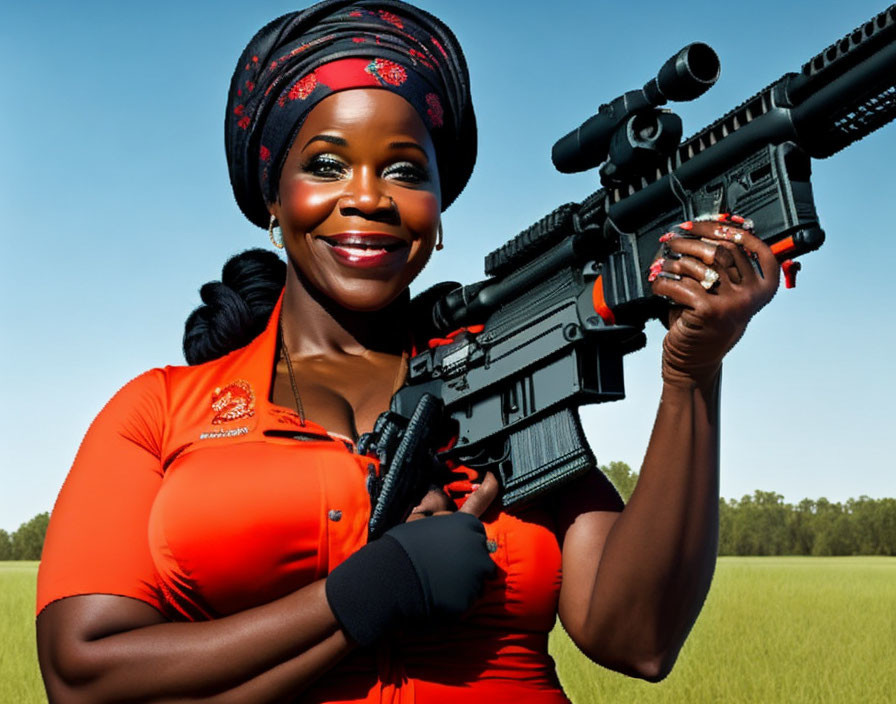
xmin=326 ymin=472 xmax=499 ymax=646
xmin=388 ymin=512 xmax=496 ymax=616
xmin=407 ymin=470 xmax=500 ymax=519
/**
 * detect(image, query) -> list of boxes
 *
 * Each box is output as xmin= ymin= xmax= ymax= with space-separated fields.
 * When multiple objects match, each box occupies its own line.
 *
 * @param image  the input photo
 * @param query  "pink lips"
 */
xmin=318 ymin=232 xmax=409 ymax=268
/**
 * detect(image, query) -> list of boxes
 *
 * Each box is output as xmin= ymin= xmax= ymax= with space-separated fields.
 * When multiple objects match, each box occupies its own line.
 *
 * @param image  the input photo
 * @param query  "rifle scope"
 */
xmin=552 ymin=43 xmax=720 ymax=174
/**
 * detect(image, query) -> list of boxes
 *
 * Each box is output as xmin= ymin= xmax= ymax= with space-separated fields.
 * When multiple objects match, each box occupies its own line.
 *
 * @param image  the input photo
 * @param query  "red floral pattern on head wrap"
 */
xmin=378 ymin=10 xmax=404 ymax=28
xmin=365 ymin=58 xmax=407 ymax=86
xmin=426 ymin=92 xmax=443 ymax=128
xmin=285 ymin=72 xmax=319 ymax=102
xmin=431 ymin=36 xmax=448 ymax=59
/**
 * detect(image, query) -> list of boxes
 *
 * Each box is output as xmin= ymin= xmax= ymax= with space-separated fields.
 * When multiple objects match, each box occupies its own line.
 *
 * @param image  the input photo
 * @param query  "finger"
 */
xmin=656 ymin=255 xmax=725 ymax=291
xmin=458 ymin=471 xmax=499 ymax=518
xmin=406 ymin=509 xmax=455 ymax=521
xmin=692 ymin=212 xmax=756 ymax=231
xmin=651 ymin=270 xmax=715 ymax=311
xmin=671 ymin=214 xmax=753 ymax=240
xmin=709 ymin=242 xmax=743 ymax=285
xmin=661 ymin=234 xmax=720 ymax=265
xmin=711 ymin=240 xmax=754 ymax=284
xmin=408 ymin=486 xmax=456 ymax=520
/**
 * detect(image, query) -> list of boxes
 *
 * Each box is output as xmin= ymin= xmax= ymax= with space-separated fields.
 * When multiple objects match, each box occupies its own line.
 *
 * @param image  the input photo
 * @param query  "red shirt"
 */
xmin=38 ymin=294 xmax=570 ymax=703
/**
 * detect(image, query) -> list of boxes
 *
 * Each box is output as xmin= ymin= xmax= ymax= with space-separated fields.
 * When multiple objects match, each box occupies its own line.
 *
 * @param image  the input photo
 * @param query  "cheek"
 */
xmin=279 ymin=180 xmax=339 ymax=232
xmin=402 ymin=191 xmax=441 ymax=239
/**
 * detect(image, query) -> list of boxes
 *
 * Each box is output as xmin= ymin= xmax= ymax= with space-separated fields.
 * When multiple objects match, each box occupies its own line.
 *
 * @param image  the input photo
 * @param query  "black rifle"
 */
xmin=366 ymin=5 xmax=896 ymax=537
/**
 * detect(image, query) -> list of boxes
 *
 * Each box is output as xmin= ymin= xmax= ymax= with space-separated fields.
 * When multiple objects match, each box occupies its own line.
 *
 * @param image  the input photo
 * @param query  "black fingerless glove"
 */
xmin=325 ymin=512 xmax=495 ymax=646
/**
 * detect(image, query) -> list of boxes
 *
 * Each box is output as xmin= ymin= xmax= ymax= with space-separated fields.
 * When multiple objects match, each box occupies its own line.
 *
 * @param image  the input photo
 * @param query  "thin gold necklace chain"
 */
xmin=278 ymin=321 xmax=409 ymax=428
xmin=280 ymin=328 xmax=307 ymax=424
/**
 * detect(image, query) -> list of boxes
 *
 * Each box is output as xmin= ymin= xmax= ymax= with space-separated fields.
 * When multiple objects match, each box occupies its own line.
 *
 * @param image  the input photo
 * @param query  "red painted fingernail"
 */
xmin=730 ymin=215 xmax=745 ymax=224
xmin=678 ymin=221 xmax=694 ymax=231
xmin=648 ymin=270 xmax=658 ymax=283
xmin=718 ymin=213 xmax=730 ymax=221
xmin=659 ymin=232 xmax=675 ymax=243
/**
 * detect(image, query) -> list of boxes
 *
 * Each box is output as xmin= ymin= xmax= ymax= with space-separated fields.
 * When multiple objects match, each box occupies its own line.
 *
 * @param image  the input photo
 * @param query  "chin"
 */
xmin=327 ymin=280 xmax=410 ymax=313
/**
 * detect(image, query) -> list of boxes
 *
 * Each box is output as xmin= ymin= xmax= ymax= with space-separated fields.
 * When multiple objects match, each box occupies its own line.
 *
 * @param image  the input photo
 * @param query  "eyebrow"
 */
xmin=302 ymin=134 xmax=348 ymax=150
xmin=389 ymin=141 xmax=428 ymax=160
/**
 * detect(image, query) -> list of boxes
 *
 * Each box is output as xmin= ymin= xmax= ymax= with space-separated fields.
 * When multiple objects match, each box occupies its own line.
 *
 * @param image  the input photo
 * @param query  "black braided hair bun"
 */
xmin=183 ymin=249 xmax=286 ymax=365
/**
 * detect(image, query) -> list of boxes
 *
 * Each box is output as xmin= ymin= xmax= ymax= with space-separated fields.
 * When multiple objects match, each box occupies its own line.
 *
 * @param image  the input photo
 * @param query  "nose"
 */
xmin=339 ymin=166 xmax=395 ymax=218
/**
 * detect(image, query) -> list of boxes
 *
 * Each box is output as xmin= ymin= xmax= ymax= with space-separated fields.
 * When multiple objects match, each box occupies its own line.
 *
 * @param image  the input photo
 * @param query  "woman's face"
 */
xmin=271 ymin=89 xmax=441 ymax=312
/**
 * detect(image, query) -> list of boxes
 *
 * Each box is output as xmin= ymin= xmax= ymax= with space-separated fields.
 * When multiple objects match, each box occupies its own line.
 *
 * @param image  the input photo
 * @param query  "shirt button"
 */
xmin=328 ymin=509 xmax=343 ymax=522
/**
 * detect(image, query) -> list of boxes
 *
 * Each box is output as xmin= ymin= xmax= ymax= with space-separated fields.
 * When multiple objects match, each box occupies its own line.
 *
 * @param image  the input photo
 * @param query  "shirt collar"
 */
xmin=236 ymin=288 xmax=335 ymax=440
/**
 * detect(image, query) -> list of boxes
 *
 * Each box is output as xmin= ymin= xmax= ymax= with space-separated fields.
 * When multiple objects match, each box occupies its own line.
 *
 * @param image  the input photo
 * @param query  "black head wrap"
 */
xmin=225 ymin=0 xmax=476 ymax=229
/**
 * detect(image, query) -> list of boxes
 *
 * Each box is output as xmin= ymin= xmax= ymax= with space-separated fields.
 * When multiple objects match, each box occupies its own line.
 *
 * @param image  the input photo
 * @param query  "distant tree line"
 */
xmin=602 ymin=462 xmax=896 ymax=556
xmin=3 ymin=467 xmax=895 ymax=559
xmin=0 ymin=512 xmax=49 ymax=560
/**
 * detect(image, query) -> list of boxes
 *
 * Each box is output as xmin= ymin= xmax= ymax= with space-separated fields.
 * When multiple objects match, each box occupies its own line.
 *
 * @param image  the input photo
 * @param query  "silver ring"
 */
xmin=701 ymin=267 xmax=720 ymax=290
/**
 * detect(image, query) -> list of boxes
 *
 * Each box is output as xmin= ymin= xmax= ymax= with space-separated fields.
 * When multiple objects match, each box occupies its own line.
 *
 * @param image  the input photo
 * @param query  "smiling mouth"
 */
xmin=317 ymin=233 xmax=409 ymax=266
xmin=318 ymin=234 xmax=408 ymax=253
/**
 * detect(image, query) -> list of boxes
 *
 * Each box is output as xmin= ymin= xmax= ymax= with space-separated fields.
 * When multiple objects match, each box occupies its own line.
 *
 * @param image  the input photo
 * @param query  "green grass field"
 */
xmin=551 ymin=557 xmax=896 ymax=703
xmin=1 ymin=562 xmax=45 ymax=704
xmin=4 ymin=558 xmax=895 ymax=703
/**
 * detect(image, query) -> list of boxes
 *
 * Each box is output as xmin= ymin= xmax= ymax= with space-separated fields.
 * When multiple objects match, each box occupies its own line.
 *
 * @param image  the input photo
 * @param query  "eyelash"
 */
xmin=302 ymin=155 xmax=347 ymax=179
xmin=301 ymin=155 xmax=429 ymax=184
xmin=383 ymin=162 xmax=429 ymax=184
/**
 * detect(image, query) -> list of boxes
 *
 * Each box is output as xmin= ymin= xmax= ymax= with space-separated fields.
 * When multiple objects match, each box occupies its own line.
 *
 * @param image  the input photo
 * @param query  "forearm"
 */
xmin=40 ymin=580 xmax=354 ymax=704
xmin=580 ymin=371 xmax=721 ymax=676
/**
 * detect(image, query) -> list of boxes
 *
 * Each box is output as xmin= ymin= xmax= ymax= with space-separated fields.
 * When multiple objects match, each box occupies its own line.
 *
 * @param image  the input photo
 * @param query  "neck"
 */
xmin=280 ymin=264 xmax=410 ymax=358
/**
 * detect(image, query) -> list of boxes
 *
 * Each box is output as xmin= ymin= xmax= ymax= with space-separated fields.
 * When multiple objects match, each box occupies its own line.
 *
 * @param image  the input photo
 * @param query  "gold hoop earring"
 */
xmin=435 ymin=222 xmax=444 ymax=251
xmin=268 ymin=215 xmax=284 ymax=249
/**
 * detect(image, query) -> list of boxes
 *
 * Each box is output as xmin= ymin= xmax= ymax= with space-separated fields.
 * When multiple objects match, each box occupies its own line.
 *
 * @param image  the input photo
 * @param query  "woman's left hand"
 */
xmin=649 ymin=216 xmax=780 ymax=387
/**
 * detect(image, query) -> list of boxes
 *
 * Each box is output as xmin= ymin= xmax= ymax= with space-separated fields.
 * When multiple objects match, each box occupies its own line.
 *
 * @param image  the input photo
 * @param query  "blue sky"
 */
xmin=1 ymin=0 xmax=894 ymax=531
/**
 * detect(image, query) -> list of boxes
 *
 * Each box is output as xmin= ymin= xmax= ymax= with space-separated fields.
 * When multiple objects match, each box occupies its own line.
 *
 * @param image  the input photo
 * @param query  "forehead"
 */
xmin=296 ymin=89 xmax=433 ymax=147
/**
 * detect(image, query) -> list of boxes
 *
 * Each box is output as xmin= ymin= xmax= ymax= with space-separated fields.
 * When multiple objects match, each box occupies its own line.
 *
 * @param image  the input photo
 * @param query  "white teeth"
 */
xmin=333 ymin=245 xmax=389 ymax=258
xmin=323 ymin=239 xmax=400 ymax=252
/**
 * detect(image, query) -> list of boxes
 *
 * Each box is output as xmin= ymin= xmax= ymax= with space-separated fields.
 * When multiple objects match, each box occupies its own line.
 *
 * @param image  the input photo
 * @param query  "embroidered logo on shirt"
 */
xmin=211 ymin=379 xmax=256 ymax=424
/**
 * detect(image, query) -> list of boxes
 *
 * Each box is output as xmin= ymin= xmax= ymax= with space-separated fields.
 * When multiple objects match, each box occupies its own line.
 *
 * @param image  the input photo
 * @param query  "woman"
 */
xmin=36 ymin=1 xmax=779 ymax=702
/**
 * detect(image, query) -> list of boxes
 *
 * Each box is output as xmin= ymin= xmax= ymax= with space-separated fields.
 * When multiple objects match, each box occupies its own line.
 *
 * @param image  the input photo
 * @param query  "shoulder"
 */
xmin=91 ymin=345 xmax=256 ymax=456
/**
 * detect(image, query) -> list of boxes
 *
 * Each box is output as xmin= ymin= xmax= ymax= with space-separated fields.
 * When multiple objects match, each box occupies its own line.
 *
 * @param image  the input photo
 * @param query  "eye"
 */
xmin=302 ymin=154 xmax=349 ymax=180
xmin=383 ymin=161 xmax=430 ymax=185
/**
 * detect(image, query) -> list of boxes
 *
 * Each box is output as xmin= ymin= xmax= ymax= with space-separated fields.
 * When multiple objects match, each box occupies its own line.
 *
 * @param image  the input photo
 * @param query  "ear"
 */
xmin=267 ymin=201 xmax=281 ymax=221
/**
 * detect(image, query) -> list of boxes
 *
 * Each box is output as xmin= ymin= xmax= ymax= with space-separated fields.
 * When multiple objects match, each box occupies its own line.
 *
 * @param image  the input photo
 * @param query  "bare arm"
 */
xmin=555 ymin=218 xmax=779 ymax=680
xmin=37 ymin=580 xmax=352 ymax=704
xmin=38 ymin=479 xmax=499 ymax=704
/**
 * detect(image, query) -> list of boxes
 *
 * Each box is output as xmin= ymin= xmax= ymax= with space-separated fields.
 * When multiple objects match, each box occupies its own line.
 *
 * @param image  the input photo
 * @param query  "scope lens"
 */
xmin=686 ymin=43 xmax=720 ymax=84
